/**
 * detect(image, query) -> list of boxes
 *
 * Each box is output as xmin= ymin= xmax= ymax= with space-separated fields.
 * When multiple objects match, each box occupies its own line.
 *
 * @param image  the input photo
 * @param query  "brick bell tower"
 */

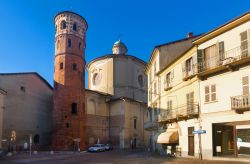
xmin=53 ymin=11 xmax=87 ymax=150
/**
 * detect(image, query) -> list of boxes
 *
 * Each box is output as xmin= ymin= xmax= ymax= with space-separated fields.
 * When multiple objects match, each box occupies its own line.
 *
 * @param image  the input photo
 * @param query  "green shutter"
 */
xmin=197 ymin=49 xmax=204 ymax=72
xmin=219 ymin=41 xmax=225 ymax=61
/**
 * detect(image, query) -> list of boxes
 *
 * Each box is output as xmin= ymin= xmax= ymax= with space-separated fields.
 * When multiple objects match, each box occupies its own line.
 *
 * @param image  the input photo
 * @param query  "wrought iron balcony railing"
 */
xmin=158 ymin=103 xmax=199 ymax=123
xmin=182 ymin=63 xmax=198 ymax=80
xmin=164 ymin=80 xmax=173 ymax=91
xmin=198 ymin=43 xmax=250 ymax=75
xmin=231 ymin=94 xmax=250 ymax=113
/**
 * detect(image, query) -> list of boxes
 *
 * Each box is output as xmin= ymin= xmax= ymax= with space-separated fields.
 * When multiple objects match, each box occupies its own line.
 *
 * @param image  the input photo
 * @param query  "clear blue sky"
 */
xmin=0 ymin=0 xmax=250 ymax=87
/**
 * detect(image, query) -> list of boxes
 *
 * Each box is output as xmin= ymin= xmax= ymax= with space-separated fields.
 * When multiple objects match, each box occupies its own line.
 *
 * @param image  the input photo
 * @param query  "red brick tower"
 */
xmin=52 ymin=11 xmax=87 ymax=150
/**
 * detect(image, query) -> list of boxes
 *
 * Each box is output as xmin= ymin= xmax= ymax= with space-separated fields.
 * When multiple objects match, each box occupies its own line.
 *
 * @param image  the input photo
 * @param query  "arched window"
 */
xmin=68 ymin=38 xmax=71 ymax=48
xmin=73 ymin=63 xmax=77 ymax=70
xmin=34 ymin=134 xmax=39 ymax=145
xmin=79 ymin=42 xmax=82 ymax=50
xmin=61 ymin=20 xmax=67 ymax=29
xmin=60 ymin=62 xmax=63 ymax=70
xmin=71 ymin=103 xmax=77 ymax=115
xmin=73 ymin=23 xmax=77 ymax=31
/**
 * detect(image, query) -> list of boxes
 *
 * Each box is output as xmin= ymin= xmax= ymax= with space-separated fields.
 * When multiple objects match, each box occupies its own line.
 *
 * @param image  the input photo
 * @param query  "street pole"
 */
xmin=198 ymin=126 xmax=202 ymax=160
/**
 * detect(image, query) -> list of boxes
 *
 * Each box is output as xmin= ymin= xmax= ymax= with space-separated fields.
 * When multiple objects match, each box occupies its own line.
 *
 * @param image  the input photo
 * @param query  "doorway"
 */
xmin=188 ymin=127 xmax=195 ymax=156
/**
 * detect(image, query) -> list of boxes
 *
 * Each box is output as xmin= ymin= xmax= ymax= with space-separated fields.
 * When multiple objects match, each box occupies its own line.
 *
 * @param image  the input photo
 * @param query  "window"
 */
xmin=138 ymin=75 xmax=144 ymax=87
xmin=79 ymin=42 xmax=82 ymax=50
xmin=165 ymin=72 xmax=173 ymax=88
xmin=34 ymin=134 xmax=39 ymax=145
xmin=68 ymin=38 xmax=71 ymax=47
xmin=73 ymin=63 xmax=77 ymax=70
xmin=71 ymin=103 xmax=77 ymax=115
xmin=186 ymin=58 xmax=193 ymax=73
xmin=167 ymin=100 xmax=172 ymax=110
xmin=242 ymin=76 xmax=249 ymax=95
xmin=66 ymin=123 xmax=69 ymax=128
xmin=186 ymin=92 xmax=194 ymax=112
xmin=20 ymin=86 xmax=25 ymax=92
xmin=60 ymin=62 xmax=63 ymax=70
xmin=73 ymin=23 xmax=77 ymax=31
xmin=186 ymin=92 xmax=194 ymax=105
xmin=204 ymin=44 xmax=217 ymax=68
xmin=61 ymin=20 xmax=67 ymax=29
xmin=134 ymin=118 xmax=137 ymax=129
xmin=205 ymin=85 xmax=216 ymax=103
xmin=211 ymin=85 xmax=216 ymax=101
xmin=241 ymin=31 xmax=248 ymax=57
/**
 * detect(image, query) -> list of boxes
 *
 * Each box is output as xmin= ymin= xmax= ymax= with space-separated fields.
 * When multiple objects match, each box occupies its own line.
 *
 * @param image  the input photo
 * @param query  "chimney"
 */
xmin=187 ymin=32 xmax=193 ymax=38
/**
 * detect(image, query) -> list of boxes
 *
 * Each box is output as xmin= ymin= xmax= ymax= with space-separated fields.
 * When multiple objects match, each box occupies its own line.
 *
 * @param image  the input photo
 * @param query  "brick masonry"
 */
xmin=52 ymin=11 xmax=87 ymax=150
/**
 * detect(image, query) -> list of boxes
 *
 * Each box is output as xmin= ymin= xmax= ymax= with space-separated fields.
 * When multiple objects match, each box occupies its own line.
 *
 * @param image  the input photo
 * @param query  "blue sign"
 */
xmin=192 ymin=130 xmax=206 ymax=134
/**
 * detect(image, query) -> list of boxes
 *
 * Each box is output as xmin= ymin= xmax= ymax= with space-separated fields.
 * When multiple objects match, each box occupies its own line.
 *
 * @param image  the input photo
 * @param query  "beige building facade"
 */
xmin=85 ymin=40 xmax=149 ymax=149
xmin=193 ymin=12 xmax=250 ymax=159
xmin=0 ymin=73 xmax=53 ymax=150
xmin=145 ymin=35 xmax=199 ymax=153
xmin=146 ymin=11 xmax=250 ymax=160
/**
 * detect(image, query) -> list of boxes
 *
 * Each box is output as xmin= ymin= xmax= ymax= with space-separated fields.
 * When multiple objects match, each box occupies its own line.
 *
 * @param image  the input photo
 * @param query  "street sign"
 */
xmin=192 ymin=130 xmax=206 ymax=134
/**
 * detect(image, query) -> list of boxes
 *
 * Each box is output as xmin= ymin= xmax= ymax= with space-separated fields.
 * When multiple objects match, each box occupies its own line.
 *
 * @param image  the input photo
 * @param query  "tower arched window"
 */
xmin=79 ymin=42 xmax=82 ymax=50
xmin=68 ymin=38 xmax=71 ymax=48
xmin=71 ymin=103 xmax=77 ymax=115
xmin=61 ymin=20 xmax=67 ymax=29
xmin=60 ymin=62 xmax=63 ymax=70
xmin=73 ymin=23 xmax=77 ymax=31
xmin=73 ymin=63 xmax=77 ymax=70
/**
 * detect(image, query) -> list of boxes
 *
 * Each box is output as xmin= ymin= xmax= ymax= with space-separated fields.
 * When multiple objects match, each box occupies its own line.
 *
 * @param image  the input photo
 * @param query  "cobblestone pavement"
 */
xmin=0 ymin=150 xmax=248 ymax=164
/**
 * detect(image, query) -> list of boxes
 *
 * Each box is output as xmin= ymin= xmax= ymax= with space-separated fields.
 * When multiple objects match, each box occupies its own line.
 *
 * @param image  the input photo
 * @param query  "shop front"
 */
xmin=212 ymin=122 xmax=250 ymax=157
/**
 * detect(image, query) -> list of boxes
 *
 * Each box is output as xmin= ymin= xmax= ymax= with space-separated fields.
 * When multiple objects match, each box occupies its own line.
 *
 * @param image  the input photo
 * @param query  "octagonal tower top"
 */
xmin=54 ymin=11 xmax=88 ymax=39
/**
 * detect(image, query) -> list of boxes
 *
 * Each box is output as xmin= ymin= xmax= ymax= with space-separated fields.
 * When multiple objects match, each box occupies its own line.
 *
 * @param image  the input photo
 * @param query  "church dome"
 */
xmin=112 ymin=39 xmax=128 ymax=55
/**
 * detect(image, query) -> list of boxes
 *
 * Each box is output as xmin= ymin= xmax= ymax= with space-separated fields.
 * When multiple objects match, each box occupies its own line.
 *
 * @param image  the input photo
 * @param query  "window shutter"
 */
xmin=182 ymin=62 xmax=186 ymax=73
xmin=211 ymin=85 xmax=216 ymax=101
xmin=205 ymin=86 xmax=210 ymax=102
xmin=186 ymin=93 xmax=190 ymax=104
xmin=171 ymin=70 xmax=174 ymax=79
xmin=197 ymin=49 xmax=204 ymax=72
xmin=242 ymin=76 xmax=249 ymax=95
xmin=240 ymin=31 xmax=248 ymax=57
xmin=219 ymin=41 xmax=225 ymax=61
xmin=192 ymin=53 xmax=198 ymax=73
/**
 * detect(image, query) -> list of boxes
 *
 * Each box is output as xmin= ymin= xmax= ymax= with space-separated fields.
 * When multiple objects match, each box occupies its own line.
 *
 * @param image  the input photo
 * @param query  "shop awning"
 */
xmin=157 ymin=129 xmax=179 ymax=144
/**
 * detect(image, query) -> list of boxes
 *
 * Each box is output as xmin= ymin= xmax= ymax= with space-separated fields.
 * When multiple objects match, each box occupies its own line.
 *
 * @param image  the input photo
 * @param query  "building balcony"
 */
xmin=231 ymin=94 xmax=250 ymax=114
xmin=158 ymin=103 xmax=199 ymax=123
xmin=144 ymin=119 xmax=159 ymax=131
xmin=198 ymin=44 xmax=250 ymax=77
xmin=182 ymin=64 xmax=198 ymax=81
xmin=164 ymin=81 xmax=173 ymax=91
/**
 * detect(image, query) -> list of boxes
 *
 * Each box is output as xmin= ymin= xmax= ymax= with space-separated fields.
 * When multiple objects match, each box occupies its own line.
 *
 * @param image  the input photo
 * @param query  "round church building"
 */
xmin=87 ymin=39 xmax=147 ymax=103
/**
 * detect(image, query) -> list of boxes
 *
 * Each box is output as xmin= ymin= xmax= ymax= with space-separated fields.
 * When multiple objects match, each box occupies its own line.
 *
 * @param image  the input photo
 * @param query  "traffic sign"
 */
xmin=192 ymin=130 xmax=206 ymax=134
